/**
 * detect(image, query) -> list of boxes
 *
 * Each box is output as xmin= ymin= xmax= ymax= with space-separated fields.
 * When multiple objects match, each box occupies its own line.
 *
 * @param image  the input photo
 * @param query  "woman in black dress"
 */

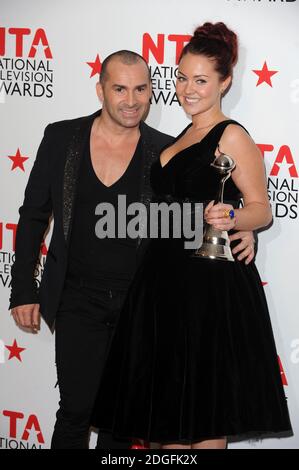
xmin=92 ymin=22 xmax=292 ymax=449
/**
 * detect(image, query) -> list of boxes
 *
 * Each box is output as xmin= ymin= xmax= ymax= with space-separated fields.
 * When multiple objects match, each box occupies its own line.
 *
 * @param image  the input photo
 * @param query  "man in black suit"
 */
xmin=9 ymin=50 xmax=255 ymax=449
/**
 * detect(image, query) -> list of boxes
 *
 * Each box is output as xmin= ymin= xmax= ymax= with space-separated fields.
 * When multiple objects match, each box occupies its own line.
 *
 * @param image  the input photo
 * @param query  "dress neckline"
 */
xmin=159 ymin=119 xmax=233 ymax=170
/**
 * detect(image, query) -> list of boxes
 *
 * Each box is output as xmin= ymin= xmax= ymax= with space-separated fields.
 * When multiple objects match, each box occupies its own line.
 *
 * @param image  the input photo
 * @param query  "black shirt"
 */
xmin=68 ymin=127 xmax=143 ymax=284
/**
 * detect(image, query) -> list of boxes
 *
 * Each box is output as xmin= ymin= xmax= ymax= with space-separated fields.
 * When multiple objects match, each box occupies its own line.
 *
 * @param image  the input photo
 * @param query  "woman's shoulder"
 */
xmin=222 ymin=118 xmax=250 ymax=136
xmin=219 ymin=120 xmax=259 ymax=161
xmin=221 ymin=119 xmax=252 ymax=145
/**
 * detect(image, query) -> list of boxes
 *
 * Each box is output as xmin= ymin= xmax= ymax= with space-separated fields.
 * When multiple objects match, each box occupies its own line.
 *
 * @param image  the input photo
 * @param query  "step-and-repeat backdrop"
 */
xmin=1 ymin=0 xmax=298 ymax=449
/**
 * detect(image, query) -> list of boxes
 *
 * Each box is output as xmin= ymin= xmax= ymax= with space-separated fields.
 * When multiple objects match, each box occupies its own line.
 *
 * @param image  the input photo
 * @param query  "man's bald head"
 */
xmin=99 ymin=50 xmax=150 ymax=84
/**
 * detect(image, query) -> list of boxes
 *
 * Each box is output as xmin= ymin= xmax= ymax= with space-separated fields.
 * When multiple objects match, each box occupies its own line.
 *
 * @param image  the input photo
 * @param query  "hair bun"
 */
xmin=193 ymin=22 xmax=238 ymax=66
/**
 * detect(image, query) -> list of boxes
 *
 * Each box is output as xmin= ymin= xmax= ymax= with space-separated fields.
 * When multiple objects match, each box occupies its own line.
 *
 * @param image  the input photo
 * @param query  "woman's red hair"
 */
xmin=180 ymin=22 xmax=238 ymax=79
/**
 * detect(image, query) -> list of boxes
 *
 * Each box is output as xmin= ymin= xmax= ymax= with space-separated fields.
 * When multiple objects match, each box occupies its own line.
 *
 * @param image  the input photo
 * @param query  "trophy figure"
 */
xmin=193 ymin=151 xmax=236 ymax=261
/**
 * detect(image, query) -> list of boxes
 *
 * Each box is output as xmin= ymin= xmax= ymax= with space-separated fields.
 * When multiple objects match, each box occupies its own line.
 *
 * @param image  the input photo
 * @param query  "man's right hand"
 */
xmin=11 ymin=304 xmax=41 ymax=333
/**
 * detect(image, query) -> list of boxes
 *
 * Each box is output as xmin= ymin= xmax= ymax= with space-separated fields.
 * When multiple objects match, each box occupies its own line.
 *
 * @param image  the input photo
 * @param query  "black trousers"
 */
xmin=51 ymin=273 xmax=132 ymax=449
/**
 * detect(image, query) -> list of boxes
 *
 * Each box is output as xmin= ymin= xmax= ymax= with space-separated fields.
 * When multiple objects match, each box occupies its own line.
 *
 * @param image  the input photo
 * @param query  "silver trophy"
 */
xmin=193 ymin=151 xmax=236 ymax=261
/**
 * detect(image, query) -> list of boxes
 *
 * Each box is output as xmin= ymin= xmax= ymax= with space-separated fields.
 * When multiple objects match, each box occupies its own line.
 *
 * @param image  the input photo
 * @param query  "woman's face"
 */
xmin=176 ymin=52 xmax=231 ymax=117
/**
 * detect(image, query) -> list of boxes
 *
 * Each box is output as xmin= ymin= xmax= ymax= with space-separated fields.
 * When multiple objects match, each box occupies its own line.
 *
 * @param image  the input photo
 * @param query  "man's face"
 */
xmin=96 ymin=58 xmax=152 ymax=129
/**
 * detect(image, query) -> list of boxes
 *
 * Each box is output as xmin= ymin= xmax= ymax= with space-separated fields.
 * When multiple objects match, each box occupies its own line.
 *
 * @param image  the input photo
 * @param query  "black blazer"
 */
xmin=9 ymin=110 xmax=174 ymax=330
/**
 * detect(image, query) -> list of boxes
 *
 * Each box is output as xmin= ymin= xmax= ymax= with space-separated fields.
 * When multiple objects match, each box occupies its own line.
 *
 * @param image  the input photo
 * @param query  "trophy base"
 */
xmin=192 ymin=242 xmax=235 ymax=262
xmin=192 ymin=229 xmax=235 ymax=262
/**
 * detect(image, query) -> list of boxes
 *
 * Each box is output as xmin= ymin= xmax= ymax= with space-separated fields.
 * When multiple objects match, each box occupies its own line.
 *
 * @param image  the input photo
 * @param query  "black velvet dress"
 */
xmin=91 ymin=120 xmax=292 ymax=443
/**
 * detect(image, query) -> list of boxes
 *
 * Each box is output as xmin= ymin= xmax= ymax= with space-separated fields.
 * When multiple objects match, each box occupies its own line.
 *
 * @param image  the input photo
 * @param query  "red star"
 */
xmin=253 ymin=61 xmax=278 ymax=87
xmin=8 ymin=148 xmax=29 ymax=171
xmin=87 ymin=54 xmax=102 ymax=78
xmin=6 ymin=339 xmax=26 ymax=362
xmin=278 ymin=356 xmax=288 ymax=386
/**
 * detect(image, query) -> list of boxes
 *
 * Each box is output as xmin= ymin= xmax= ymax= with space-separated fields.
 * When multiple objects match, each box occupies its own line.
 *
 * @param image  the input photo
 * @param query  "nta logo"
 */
xmin=258 ymin=144 xmax=298 ymax=178
xmin=1 ymin=411 xmax=44 ymax=449
xmin=0 ymin=27 xmax=52 ymax=58
xmin=142 ymin=33 xmax=191 ymax=65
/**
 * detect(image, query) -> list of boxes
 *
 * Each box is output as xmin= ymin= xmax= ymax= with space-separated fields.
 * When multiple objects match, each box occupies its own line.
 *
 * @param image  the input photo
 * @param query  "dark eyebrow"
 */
xmin=177 ymin=71 xmax=209 ymax=78
xmin=135 ymin=83 xmax=148 ymax=89
xmin=112 ymin=83 xmax=148 ymax=89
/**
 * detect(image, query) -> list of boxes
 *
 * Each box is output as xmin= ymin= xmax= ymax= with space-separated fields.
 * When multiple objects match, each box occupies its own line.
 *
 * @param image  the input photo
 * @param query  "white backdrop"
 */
xmin=0 ymin=0 xmax=298 ymax=449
